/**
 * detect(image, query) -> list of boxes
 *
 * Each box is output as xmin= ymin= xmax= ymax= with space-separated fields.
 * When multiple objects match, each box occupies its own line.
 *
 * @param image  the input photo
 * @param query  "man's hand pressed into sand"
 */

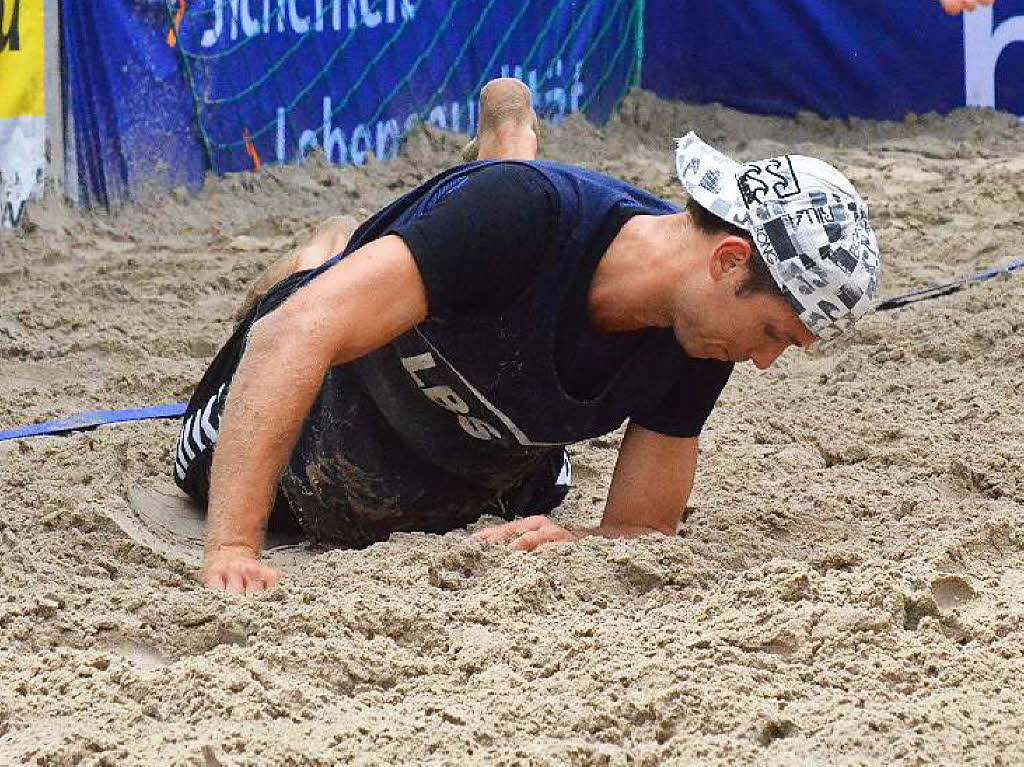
xmin=203 ymin=546 xmax=282 ymax=595
xmin=473 ymin=515 xmax=581 ymax=551
xmin=473 ymin=515 xmax=673 ymax=551
xmin=474 ymin=426 xmax=699 ymax=551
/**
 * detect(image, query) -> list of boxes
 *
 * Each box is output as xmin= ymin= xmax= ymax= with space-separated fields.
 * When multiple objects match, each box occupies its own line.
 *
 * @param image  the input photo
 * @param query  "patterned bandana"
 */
xmin=675 ymin=132 xmax=881 ymax=341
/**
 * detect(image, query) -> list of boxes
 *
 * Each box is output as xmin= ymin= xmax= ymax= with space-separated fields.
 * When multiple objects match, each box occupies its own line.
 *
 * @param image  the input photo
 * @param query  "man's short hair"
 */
xmin=687 ymin=202 xmax=783 ymax=299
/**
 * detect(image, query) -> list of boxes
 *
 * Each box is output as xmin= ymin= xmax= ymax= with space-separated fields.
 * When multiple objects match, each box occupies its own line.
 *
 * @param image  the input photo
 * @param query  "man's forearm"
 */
xmin=572 ymin=523 xmax=671 ymax=540
xmin=205 ymin=319 xmax=329 ymax=557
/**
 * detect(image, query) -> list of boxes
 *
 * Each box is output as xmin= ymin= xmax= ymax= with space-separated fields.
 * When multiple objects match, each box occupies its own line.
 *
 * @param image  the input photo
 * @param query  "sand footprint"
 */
xmin=930 ymin=575 xmax=978 ymax=612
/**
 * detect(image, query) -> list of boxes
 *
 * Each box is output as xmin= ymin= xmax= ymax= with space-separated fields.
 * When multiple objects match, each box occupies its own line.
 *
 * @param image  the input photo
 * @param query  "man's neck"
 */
xmin=588 ymin=212 xmax=697 ymax=334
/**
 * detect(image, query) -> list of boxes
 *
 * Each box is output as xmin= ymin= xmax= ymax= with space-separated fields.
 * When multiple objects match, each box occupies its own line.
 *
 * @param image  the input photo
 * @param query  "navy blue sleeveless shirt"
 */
xmin=342 ymin=161 xmax=732 ymax=479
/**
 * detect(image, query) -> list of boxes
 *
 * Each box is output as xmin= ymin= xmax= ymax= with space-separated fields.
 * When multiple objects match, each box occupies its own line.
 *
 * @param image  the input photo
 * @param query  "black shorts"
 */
xmin=173 ymin=257 xmax=570 ymax=548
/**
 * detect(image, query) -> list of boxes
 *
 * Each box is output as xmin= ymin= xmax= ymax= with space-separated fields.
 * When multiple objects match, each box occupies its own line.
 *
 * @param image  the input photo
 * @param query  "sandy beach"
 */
xmin=1 ymin=90 xmax=1023 ymax=765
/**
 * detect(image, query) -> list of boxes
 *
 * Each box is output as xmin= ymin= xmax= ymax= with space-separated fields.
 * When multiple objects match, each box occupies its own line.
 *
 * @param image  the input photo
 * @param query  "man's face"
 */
xmin=674 ymin=290 xmax=815 ymax=369
xmin=672 ymin=238 xmax=816 ymax=369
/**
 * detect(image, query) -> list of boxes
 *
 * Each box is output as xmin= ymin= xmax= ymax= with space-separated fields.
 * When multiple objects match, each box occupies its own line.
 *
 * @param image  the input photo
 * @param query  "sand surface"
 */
xmin=1 ymin=91 xmax=1023 ymax=765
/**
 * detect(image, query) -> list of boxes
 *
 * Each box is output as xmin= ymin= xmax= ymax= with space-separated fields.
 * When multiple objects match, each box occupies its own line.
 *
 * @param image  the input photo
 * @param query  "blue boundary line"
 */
xmin=0 ymin=404 xmax=187 ymax=442
xmin=875 ymin=257 xmax=1024 ymax=311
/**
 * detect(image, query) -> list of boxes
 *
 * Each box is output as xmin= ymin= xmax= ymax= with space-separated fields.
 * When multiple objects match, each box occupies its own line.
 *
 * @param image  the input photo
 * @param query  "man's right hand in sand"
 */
xmin=200 ymin=234 xmax=428 ymax=594
xmin=203 ymin=546 xmax=283 ymax=594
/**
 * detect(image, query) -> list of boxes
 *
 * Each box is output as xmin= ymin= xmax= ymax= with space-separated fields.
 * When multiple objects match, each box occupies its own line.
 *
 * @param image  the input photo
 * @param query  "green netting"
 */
xmin=166 ymin=0 xmax=644 ymax=173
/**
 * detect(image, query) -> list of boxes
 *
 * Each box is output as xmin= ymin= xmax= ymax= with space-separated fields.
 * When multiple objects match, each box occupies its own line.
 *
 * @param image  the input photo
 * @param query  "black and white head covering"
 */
xmin=675 ymin=132 xmax=881 ymax=341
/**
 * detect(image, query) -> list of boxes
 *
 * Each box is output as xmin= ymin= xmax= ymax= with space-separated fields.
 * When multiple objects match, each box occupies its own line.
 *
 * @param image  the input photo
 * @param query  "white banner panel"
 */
xmin=0 ymin=0 xmax=46 ymax=228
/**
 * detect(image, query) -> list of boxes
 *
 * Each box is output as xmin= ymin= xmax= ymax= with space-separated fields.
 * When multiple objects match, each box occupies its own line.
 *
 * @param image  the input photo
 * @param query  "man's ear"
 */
xmin=708 ymin=235 xmax=754 ymax=283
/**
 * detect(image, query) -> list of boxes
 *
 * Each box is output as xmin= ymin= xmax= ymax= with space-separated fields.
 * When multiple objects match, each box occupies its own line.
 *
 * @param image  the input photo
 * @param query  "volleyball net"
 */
xmin=165 ymin=0 xmax=645 ymax=174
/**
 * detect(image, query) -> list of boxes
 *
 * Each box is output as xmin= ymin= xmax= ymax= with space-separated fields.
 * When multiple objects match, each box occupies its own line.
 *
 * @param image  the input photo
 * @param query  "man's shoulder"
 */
xmin=467 ymin=160 xmax=634 ymax=194
xmin=523 ymin=161 xmax=680 ymax=215
xmin=419 ymin=161 xmax=674 ymax=215
xmin=417 ymin=161 xmax=560 ymax=209
xmin=523 ymin=160 xmax=621 ymax=187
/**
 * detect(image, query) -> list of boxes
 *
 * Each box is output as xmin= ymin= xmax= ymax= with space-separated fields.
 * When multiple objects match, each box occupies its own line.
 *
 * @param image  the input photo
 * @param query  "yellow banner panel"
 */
xmin=0 ymin=0 xmax=45 ymax=118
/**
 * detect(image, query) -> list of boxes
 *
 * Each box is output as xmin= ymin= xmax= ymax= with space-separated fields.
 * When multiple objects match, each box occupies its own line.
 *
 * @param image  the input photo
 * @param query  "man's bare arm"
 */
xmin=594 ymin=423 xmax=698 ymax=536
xmin=203 ymin=234 xmax=428 ymax=593
xmin=474 ymin=423 xmax=698 ymax=550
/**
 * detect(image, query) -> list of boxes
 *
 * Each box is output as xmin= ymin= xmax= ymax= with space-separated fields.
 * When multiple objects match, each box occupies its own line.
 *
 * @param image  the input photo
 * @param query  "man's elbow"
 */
xmin=246 ymin=310 xmax=338 ymax=372
xmin=247 ymin=312 xmax=291 ymax=357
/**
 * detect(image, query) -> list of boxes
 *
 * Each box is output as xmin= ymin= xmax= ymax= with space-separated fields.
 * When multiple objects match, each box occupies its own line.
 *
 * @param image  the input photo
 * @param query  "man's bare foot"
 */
xmin=462 ymin=78 xmax=540 ymax=163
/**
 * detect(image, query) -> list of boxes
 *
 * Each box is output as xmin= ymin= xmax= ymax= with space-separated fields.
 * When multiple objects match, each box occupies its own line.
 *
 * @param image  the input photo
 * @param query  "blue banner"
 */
xmin=62 ymin=1 xmax=1023 ymax=209
xmin=62 ymin=0 xmax=207 ymax=208
xmin=642 ymin=0 xmax=1024 ymax=121
xmin=169 ymin=0 xmax=643 ymax=173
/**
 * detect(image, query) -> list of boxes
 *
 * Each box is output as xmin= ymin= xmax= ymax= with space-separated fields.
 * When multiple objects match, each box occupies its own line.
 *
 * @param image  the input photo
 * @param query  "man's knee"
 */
xmin=294 ymin=214 xmax=358 ymax=271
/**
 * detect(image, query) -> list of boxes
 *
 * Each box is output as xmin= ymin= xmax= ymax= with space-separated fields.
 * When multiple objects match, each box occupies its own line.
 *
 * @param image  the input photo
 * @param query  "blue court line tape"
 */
xmin=875 ymin=257 xmax=1024 ymax=311
xmin=0 ymin=404 xmax=187 ymax=442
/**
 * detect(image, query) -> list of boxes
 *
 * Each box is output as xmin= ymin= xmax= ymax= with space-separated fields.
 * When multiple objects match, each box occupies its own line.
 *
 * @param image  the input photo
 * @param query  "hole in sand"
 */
xmin=105 ymin=641 xmax=169 ymax=670
xmin=759 ymin=718 xmax=798 ymax=746
xmin=902 ymin=596 xmax=939 ymax=631
xmin=931 ymin=576 xmax=977 ymax=611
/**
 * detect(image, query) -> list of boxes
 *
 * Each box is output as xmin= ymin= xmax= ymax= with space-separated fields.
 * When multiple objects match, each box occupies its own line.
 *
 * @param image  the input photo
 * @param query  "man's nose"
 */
xmin=751 ymin=341 xmax=788 ymax=370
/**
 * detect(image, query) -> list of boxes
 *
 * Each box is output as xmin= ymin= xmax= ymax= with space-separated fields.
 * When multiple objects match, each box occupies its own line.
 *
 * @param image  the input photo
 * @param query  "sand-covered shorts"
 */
xmin=173 ymin=258 xmax=568 ymax=548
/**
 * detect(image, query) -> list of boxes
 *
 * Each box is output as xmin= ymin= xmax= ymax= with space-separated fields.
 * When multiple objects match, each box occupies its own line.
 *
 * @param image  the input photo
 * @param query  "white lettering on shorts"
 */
xmin=401 ymin=331 xmax=567 ymax=447
xmin=401 ymin=352 xmax=501 ymax=441
xmin=175 ymin=384 xmax=225 ymax=479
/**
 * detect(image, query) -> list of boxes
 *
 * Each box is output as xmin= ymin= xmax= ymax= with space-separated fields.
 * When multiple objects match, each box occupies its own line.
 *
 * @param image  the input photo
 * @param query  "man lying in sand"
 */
xmin=173 ymin=78 xmax=880 ymax=594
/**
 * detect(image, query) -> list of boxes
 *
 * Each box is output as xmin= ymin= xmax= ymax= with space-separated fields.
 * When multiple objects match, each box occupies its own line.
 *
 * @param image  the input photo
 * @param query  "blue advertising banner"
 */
xmin=642 ymin=0 xmax=1024 ymax=121
xmin=61 ymin=1 xmax=1022 ymax=209
xmin=169 ymin=0 xmax=644 ymax=173
xmin=62 ymin=0 xmax=206 ymax=208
